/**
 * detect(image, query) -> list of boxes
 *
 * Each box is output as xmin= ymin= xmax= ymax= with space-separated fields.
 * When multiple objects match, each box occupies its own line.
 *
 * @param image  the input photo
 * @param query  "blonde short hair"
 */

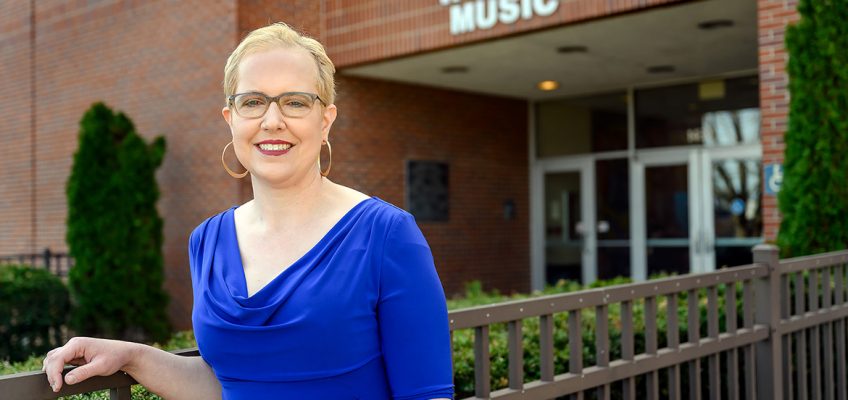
xmin=223 ymin=23 xmax=336 ymax=105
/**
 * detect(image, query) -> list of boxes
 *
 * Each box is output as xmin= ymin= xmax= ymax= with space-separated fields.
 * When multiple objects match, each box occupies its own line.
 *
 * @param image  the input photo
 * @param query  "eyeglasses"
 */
xmin=228 ymin=91 xmax=326 ymax=119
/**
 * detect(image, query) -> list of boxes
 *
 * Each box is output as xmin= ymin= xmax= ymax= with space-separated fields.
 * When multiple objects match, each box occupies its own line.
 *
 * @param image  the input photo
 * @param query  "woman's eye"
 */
xmin=286 ymin=101 xmax=307 ymax=108
xmin=243 ymin=99 xmax=264 ymax=108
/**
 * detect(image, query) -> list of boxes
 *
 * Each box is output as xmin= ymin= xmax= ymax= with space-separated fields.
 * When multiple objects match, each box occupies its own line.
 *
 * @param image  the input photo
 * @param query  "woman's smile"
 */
xmin=255 ymin=139 xmax=295 ymax=156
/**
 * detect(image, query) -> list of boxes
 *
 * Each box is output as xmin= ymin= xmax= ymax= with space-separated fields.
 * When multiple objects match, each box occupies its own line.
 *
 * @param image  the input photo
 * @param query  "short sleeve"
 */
xmin=187 ymin=217 xmax=212 ymax=285
xmin=378 ymin=213 xmax=454 ymax=400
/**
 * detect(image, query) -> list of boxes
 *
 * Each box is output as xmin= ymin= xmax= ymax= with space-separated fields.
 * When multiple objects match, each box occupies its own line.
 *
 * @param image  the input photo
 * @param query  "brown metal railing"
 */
xmin=0 ymin=349 xmax=198 ymax=400
xmin=450 ymin=255 xmax=771 ymax=399
xmin=773 ymin=249 xmax=848 ymax=399
xmin=1 ymin=245 xmax=847 ymax=399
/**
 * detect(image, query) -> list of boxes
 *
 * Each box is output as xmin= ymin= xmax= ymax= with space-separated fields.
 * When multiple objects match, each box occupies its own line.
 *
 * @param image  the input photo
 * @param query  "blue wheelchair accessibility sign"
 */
xmin=764 ymin=163 xmax=782 ymax=195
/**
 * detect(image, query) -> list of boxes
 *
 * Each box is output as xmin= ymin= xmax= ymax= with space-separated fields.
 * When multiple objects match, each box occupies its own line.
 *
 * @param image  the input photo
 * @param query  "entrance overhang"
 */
xmin=342 ymin=0 xmax=757 ymax=100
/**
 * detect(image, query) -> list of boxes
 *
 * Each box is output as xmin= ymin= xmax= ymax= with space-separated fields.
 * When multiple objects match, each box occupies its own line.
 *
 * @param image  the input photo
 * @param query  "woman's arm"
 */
xmin=378 ymin=214 xmax=455 ymax=399
xmin=42 ymin=337 xmax=222 ymax=400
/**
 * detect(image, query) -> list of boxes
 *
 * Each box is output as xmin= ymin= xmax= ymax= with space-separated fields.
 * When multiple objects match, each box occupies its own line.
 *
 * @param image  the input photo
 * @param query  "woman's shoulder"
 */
xmin=188 ymin=206 xmax=237 ymax=254
xmin=359 ymin=197 xmax=414 ymax=226
xmin=329 ymin=183 xmax=412 ymax=225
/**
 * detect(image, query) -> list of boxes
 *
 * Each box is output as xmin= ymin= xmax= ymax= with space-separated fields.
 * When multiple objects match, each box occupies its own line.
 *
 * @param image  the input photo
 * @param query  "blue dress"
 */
xmin=189 ymin=197 xmax=455 ymax=400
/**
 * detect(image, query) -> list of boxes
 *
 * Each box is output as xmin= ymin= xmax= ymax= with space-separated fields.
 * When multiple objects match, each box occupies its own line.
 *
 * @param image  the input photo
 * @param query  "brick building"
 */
xmin=0 ymin=0 xmax=797 ymax=329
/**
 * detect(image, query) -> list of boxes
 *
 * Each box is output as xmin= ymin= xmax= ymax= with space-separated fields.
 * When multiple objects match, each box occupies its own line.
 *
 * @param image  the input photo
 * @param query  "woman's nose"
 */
xmin=261 ymin=102 xmax=286 ymax=131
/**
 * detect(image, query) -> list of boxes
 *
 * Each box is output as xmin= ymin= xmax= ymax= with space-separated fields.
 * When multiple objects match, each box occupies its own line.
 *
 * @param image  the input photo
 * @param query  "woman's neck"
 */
xmin=244 ymin=172 xmax=332 ymax=232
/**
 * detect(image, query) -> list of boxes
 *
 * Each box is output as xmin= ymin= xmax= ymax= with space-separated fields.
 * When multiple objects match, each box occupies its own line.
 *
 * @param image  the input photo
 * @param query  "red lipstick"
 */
xmin=255 ymin=140 xmax=294 ymax=156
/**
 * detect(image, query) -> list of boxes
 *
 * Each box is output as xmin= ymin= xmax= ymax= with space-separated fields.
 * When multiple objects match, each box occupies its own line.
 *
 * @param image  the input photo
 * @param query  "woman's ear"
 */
xmin=322 ymin=104 xmax=337 ymax=141
xmin=222 ymin=106 xmax=232 ymax=127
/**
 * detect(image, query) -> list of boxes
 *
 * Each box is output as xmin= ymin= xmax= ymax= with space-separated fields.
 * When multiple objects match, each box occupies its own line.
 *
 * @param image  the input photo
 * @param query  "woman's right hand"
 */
xmin=41 ymin=337 xmax=140 ymax=393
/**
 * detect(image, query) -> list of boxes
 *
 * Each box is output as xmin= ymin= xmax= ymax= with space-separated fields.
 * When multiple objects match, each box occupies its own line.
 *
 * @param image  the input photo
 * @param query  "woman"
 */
xmin=42 ymin=23 xmax=454 ymax=400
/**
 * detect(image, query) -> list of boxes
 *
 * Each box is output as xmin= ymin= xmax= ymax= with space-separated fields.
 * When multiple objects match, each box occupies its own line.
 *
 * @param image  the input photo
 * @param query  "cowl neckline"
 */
xmin=205 ymin=197 xmax=378 ymax=324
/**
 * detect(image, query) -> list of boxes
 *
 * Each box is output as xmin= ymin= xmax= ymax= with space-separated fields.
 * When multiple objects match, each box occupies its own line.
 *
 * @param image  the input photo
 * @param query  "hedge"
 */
xmin=0 ymin=265 xmax=70 ymax=362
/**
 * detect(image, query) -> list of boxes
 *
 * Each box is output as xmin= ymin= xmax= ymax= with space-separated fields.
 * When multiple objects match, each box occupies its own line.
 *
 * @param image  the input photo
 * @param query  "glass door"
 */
xmin=631 ymin=150 xmax=699 ymax=280
xmin=702 ymin=145 xmax=763 ymax=268
xmin=632 ymin=145 xmax=762 ymax=279
xmin=538 ymin=158 xmax=596 ymax=286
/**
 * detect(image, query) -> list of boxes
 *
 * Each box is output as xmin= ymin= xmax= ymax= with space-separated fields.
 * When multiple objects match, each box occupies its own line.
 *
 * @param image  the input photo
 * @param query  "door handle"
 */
xmin=694 ymin=231 xmax=703 ymax=254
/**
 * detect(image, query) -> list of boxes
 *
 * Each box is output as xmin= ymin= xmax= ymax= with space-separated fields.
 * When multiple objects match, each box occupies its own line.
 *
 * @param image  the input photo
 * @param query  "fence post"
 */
xmin=43 ymin=248 xmax=51 ymax=273
xmin=753 ymin=244 xmax=782 ymax=400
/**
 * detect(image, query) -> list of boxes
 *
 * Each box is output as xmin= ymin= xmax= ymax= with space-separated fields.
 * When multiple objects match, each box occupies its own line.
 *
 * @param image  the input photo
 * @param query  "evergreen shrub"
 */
xmin=778 ymin=0 xmax=848 ymax=257
xmin=0 ymin=265 xmax=70 ymax=362
xmin=66 ymin=103 xmax=170 ymax=342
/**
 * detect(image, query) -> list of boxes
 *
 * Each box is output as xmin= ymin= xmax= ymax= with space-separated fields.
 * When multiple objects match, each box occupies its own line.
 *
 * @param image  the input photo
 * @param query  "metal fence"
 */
xmin=1 ymin=245 xmax=847 ymax=399
xmin=0 ymin=248 xmax=74 ymax=277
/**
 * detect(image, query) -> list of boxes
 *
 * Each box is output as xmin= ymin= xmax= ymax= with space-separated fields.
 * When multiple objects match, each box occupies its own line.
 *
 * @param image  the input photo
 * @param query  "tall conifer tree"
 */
xmin=66 ymin=103 xmax=170 ymax=342
xmin=777 ymin=0 xmax=848 ymax=257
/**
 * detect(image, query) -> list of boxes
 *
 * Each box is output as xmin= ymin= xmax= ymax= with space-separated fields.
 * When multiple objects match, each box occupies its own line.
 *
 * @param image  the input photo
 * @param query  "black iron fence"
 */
xmin=0 ymin=248 xmax=74 ymax=277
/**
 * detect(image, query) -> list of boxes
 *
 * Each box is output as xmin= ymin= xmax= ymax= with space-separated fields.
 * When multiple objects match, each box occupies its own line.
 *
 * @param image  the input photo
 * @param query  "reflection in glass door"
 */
xmin=645 ymin=164 xmax=691 ymax=276
xmin=705 ymin=155 xmax=763 ymax=268
xmin=544 ymin=172 xmax=583 ymax=284
xmin=596 ymin=159 xmax=630 ymax=280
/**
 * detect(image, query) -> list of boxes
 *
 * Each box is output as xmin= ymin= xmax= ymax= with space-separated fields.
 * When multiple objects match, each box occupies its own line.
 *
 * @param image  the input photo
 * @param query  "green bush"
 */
xmin=66 ymin=102 xmax=170 ymax=342
xmin=778 ymin=0 xmax=848 ymax=257
xmin=0 ymin=265 xmax=70 ymax=362
xmin=448 ymin=279 xmax=741 ymax=399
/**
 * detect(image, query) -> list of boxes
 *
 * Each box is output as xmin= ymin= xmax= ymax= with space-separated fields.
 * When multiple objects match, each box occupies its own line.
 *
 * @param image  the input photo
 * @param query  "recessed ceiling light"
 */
xmin=537 ymin=80 xmax=559 ymax=91
xmin=647 ymin=65 xmax=675 ymax=74
xmin=441 ymin=66 xmax=469 ymax=73
xmin=698 ymin=19 xmax=734 ymax=30
xmin=557 ymin=45 xmax=588 ymax=54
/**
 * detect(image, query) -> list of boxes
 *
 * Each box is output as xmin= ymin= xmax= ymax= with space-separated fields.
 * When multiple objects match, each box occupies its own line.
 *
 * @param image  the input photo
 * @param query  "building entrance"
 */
xmin=533 ymin=77 xmax=763 ymax=288
xmin=536 ymin=144 xmax=762 ymax=287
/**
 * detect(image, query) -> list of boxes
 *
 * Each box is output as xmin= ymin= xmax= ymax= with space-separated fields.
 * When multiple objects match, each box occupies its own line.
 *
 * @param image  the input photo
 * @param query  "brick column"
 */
xmin=758 ymin=0 xmax=799 ymax=241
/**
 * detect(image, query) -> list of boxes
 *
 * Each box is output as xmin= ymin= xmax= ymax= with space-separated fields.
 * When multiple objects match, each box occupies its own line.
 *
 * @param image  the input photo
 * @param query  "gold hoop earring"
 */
xmin=221 ymin=141 xmax=248 ymax=179
xmin=318 ymin=140 xmax=332 ymax=177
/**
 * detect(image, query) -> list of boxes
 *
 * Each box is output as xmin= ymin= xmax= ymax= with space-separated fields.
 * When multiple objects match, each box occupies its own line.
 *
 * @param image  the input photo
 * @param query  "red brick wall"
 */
xmin=323 ymin=0 xmax=692 ymax=68
xmin=0 ymin=0 xmax=242 ymax=329
xmin=331 ymin=76 xmax=530 ymax=295
xmin=238 ymin=0 xmax=320 ymax=38
xmin=0 ymin=2 xmax=35 ymax=255
xmin=758 ymin=0 xmax=799 ymax=241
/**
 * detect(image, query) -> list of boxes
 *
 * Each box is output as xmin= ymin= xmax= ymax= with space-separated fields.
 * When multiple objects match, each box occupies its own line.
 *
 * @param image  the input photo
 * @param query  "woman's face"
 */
xmin=222 ymin=46 xmax=337 ymax=186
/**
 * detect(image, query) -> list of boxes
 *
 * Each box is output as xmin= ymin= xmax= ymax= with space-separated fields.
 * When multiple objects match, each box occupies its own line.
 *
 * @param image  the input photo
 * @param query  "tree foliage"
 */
xmin=778 ymin=0 xmax=848 ymax=257
xmin=66 ymin=103 xmax=170 ymax=342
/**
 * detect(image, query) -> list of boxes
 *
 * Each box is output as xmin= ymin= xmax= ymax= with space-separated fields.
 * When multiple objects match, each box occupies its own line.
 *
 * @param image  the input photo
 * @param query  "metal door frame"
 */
xmin=532 ymin=156 xmax=597 ymax=287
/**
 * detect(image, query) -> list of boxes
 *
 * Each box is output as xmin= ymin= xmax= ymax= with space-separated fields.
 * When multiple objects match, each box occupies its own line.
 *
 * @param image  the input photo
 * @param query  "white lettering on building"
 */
xmin=440 ymin=0 xmax=560 ymax=35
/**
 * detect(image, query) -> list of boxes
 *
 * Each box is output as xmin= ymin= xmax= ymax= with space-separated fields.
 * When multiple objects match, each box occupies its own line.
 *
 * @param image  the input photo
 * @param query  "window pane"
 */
xmin=596 ymin=159 xmax=630 ymax=280
xmin=635 ymin=76 xmax=760 ymax=148
xmin=537 ymin=92 xmax=628 ymax=157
